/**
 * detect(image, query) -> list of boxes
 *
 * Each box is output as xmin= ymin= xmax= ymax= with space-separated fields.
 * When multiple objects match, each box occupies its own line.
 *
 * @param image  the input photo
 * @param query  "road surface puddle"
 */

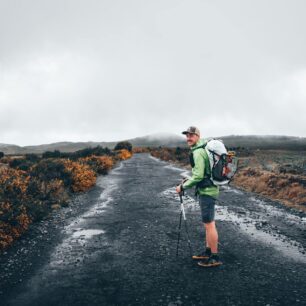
xmin=149 ymin=155 xmax=165 ymax=163
xmin=216 ymin=205 xmax=306 ymax=263
xmin=71 ymin=229 xmax=105 ymax=239
xmin=163 ymin=164 xmax=191 ymax=179
xmin=64 ymin=176 xmax=117 ymax=231
xmin=249 ymin=196 xmax=303 ymax=223
xmin=47 ymin=175 xmax=118 ymax=269
xmin=221 ymin=186 xmax=244 ymax=195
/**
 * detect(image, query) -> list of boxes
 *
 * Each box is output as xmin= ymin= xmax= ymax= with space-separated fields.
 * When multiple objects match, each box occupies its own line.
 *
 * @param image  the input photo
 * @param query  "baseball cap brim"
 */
xmin=182 ymin=130 xmax=199 ymax=136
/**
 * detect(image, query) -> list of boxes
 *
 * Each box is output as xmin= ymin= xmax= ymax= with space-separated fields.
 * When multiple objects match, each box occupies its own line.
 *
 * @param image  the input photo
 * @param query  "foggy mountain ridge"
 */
xmin=0 ymin=133 xmax=184 ymax=155
xmin=0 ymin=134 xmax=306 ymax=155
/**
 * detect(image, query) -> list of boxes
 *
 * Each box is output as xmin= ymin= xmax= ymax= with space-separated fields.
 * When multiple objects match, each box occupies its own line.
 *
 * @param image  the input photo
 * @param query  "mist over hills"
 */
xmin=1 ymin=133 xmax=306 ymax=155
xmin=220 ymin=135 xmax=306 ymax=150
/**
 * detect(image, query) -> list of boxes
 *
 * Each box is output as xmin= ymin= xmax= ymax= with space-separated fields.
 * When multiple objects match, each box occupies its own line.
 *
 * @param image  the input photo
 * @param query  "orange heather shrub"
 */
xmin=0 ymin=168 xmax=30 ymax=201
xmin=0 ymin=225 xmax=14 ymax=249
xmin=62 ymin=160 xmax=96 ymax=192
xmin=15 ymin=206 xmax=31 ymax=231
xmin=133 ymin=147 xmax=150 ymax=153
xmin=80 ymin=156 xmax=114 ymax=175
xmin=233 ymin=167 xmax=306 ymax=210
xmin=0 ymin=150 xmax=130 ymax=250
xmin=117 ymin=149 xmax=132 ymax=160
xmin=0 ymin=168 xmax=32 ymax=249
xmin=98 ymin=156 xmax=114 ymax=170
xmin=151 ymin=148 xmax=174 ymax=161
xmin=0 ymin=156 xmax=12 ymax=164
xmin=31 ymin=178 xmax=69 ymax=205
xmin=47 ymin=178 xmax=67 ymax=199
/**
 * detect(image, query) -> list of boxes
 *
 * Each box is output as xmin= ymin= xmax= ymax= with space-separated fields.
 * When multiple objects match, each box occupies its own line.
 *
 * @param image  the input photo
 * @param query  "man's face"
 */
xmin=185 ymin=133 xmax=199 ymax=147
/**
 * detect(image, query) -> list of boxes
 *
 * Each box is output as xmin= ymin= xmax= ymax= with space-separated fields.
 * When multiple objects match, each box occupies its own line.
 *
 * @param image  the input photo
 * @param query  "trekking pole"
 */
xmin=176 ymin=196 xmax=183 ymax=257
xmin=180 ymin=192 xmax=193 ymax=257
xmin=176 ymin=191 xmax=193 ymax=257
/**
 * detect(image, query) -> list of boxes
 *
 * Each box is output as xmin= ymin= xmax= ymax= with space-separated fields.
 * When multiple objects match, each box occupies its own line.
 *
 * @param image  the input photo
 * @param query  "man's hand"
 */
xmin=176 ymin=184 xmax=183 ymax=194
xmin=182 ymin=177 xmax=189 ymax=184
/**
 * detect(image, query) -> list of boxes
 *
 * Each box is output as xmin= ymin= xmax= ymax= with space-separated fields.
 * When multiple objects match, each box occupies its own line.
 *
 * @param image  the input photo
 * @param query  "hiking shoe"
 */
xmin=192 ymin=249 xmax=211 ymax=260
xmin=198 ymin=254 xmax=222 ymax=267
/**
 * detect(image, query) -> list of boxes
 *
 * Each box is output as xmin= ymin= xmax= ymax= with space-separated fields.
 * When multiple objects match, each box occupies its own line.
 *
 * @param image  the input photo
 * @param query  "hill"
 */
xmin=1 ymin=134 xmax=306 ymax=155
xmin=220 ymin=135 xmax=306 ymax=150
xmin=0 ymin=133 xmax=186 ymax=155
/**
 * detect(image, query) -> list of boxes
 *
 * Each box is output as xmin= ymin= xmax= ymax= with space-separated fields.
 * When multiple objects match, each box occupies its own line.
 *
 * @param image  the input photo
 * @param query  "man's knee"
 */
xmin=204 ymin=220 xmax=215 ymax=229
xmin=201 ymin=211 xmax=215 ymax=223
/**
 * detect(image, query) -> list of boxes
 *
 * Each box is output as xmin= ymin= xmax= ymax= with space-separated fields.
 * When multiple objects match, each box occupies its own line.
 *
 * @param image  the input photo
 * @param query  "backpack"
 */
xmin=190 ymin=139 xmax=238 ymax=188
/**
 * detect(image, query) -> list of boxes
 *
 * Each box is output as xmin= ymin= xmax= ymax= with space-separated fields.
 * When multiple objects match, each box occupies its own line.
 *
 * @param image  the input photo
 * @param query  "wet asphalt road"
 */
xmin=0 ymin=153 xmax=305 ymax=306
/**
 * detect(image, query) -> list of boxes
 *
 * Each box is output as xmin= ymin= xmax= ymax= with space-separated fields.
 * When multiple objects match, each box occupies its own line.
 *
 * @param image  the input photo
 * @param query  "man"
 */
xmin=176 ymin=126 xmax=222 ymax=267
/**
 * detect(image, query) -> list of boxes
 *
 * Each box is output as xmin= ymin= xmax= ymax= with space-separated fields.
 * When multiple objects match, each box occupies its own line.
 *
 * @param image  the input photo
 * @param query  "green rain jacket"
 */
xmin=182 ymin=138 xmax=219 ymax=198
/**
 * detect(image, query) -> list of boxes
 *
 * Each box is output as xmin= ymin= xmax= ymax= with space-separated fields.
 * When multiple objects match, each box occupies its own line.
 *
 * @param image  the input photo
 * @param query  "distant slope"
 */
xmin=1 ymin=134 xmax=306 ymax=155
xmin=0 ymin=133 xmax=186 ymax=155
xmin=219 ymin=135 xmax=306 ymax=150
xmin=127 ymin=132 xmax=186 ymax=147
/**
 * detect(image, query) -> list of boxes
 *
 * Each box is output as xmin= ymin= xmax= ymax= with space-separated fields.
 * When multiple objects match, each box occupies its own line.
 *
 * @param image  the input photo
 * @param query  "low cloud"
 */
xmin=0 ymin=0 xmax=305 ymax=145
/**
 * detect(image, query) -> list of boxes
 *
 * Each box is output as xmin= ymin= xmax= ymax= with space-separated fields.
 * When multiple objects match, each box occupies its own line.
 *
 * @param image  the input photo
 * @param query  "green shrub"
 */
xmin=114 ymin=141 xmax=132 ymax=152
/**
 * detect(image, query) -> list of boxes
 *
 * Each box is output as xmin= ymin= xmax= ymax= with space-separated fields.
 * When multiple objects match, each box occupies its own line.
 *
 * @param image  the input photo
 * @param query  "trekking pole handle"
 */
xmin=179 ymin=192 xmax=183 ymax=203
xmin=176 ymin=182 xmax=184 ymax=201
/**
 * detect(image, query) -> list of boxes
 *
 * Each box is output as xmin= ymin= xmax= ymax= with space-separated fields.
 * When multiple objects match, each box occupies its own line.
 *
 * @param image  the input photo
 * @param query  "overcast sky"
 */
xmin=0 ymin=0 xmax=305 ymax=146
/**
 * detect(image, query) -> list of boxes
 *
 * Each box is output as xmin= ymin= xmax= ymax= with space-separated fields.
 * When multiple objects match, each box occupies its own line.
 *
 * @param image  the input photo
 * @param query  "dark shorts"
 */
xmin=199 ymin=195 xmax=216 ymax=223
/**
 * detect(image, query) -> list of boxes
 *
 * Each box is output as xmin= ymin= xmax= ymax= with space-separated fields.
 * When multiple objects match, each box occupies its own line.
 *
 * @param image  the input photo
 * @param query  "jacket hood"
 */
xmin=191 ymin=138 xmax=207 ymax=151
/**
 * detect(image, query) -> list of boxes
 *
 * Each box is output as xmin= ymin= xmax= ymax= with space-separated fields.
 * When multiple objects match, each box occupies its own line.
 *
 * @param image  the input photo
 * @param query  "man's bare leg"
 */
xmin=204 ymin=221 xmax=218 ymax=253
xmin=198 ymin=221 xmax=222 ymax=267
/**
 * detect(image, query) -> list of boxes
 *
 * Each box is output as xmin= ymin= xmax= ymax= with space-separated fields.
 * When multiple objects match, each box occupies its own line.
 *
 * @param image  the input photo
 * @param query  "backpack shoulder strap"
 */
xmin=192 ymin=144 xmax=211 ymax=177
